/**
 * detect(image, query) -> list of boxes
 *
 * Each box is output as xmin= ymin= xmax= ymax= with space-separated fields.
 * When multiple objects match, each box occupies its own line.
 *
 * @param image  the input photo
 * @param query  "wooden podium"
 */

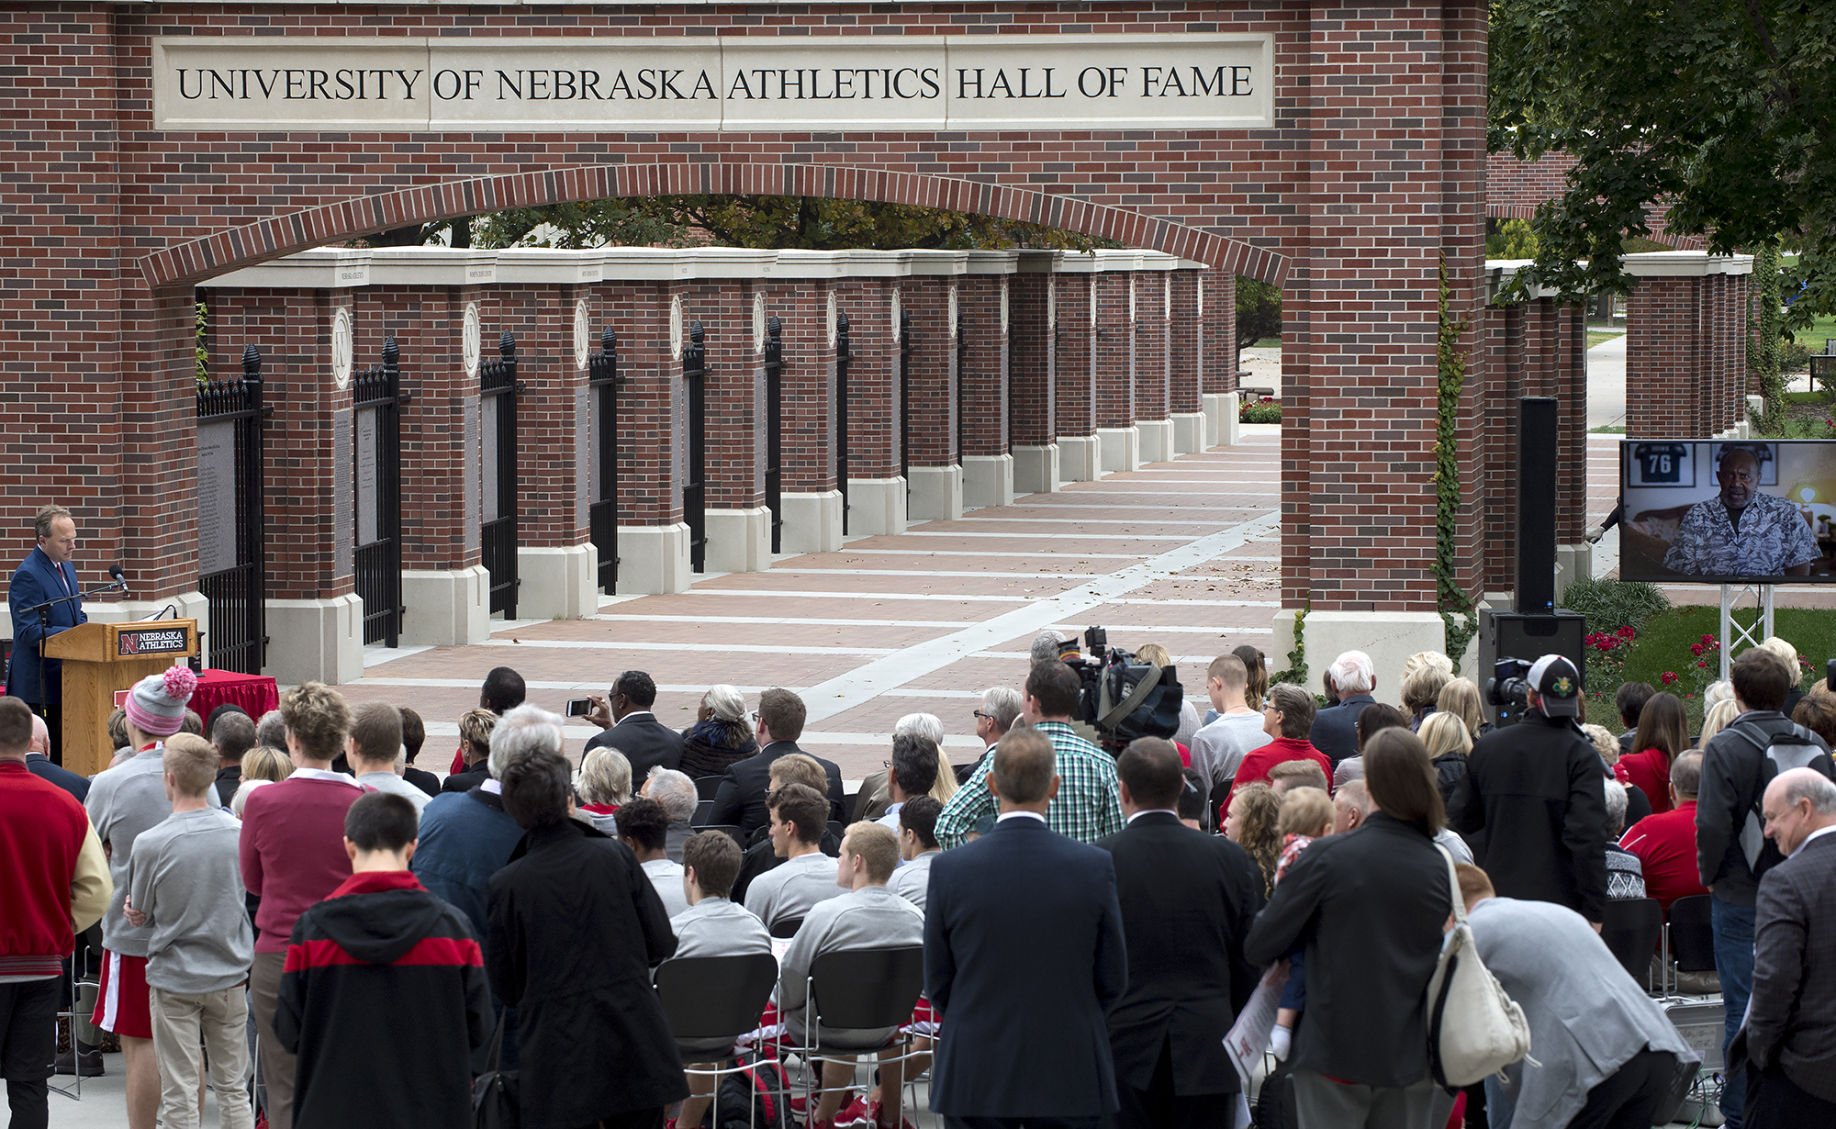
xmin=46 ymin=620 xmax=199 ymax=776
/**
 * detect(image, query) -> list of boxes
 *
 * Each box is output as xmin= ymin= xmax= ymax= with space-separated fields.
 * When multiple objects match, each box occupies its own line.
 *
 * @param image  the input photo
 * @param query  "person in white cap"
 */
xmin=84 ymin=663 xmax=198 ymax=1129
xmin=1448 ymin=653 xmax=1610 ymax=930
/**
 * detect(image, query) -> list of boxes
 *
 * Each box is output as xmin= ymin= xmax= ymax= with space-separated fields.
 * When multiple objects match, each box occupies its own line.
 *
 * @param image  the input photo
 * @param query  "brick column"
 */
xmin=1093 ymin=265 xmax=1140 ymax=472
xmin=834 ymin=277 xmax=904 ymax=535
xmin=200 ymin=267 xmax=362 ymax=682
xmin=1169 ymin=269 xmax=1205 ymax=454
xmin=1201 ymin=269 xmax=1241 ymax=446
xmin=960 ymin=269 xmax=1013 ymax=509
xmin=1134 ymin=267 xmax=1173 ymax=463
xmin=1009 ymin=255 xmax=1059 ymax=493
xmin=598 ymin=268 xmax=688 ymax=594
xmin=1054 ymin=267 xmax=1100 ymax=481
xmin=365 ymin=249 xmax=495 ymax=645
xmin=903 ymin=274 xmax=961 ymax=521
xmin=1624 ymin=253 xmax=1755 ymax=439
xmin=775 ymin=273 xmax=843 ymax=553
xmin=492 ymin=251 xmax=601 ymax=617
xmin=693 ymin=274 xmax=773 ymax=573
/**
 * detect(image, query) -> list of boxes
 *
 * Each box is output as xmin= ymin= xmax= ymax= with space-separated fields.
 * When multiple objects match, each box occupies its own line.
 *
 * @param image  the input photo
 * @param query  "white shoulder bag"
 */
xmin=1424 ymin=845 xmax=1531 ymax=1088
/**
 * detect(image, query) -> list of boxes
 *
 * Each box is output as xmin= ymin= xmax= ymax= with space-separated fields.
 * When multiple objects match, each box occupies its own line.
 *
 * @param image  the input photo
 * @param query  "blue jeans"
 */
xmin=1712 ymin=894 xmax=1757 ymax=1129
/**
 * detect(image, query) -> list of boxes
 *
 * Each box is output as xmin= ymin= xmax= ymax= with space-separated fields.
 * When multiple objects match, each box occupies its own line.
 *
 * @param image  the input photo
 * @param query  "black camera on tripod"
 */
xmin=1067 ymin=626 xmax=1184 ymax=751
xmin=1488 ymin=657 xmax=1535 ymax=727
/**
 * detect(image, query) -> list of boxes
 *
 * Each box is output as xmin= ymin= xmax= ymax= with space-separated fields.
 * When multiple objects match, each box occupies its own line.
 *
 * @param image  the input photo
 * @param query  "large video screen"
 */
xmin=1620 ymin=439 xmax=1836 ymax=583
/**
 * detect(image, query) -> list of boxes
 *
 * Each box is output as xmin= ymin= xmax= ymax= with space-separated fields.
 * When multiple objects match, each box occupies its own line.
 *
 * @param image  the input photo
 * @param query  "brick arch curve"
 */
xmin=140 ymin=161 xmax=1286 ymax=288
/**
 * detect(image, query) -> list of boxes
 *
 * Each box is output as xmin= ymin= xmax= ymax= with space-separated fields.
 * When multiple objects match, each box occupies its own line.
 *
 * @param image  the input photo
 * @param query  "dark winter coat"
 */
xmin=486 ymin=819 xmax=687 ymax=1126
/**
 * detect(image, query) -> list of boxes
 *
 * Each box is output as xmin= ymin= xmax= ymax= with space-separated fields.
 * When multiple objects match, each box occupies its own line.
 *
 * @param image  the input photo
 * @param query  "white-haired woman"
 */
xmin=575 ymin=747 xmax=631 ymax=835
xmin=678 ymin=684 xmax=757 ymax=779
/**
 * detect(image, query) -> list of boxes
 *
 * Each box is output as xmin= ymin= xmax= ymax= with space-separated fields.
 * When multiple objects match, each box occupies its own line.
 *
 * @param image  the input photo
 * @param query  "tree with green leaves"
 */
xmin=1490 ymin=0 xmax=1836 ymax=325
xmin=1235 ymin=278 xmax=1281 ymax=362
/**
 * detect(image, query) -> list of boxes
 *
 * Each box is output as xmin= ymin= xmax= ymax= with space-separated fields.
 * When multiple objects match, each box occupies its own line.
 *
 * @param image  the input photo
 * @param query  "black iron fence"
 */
xmin=683 ymin=321 xmax=708 ymax=573
xmin=195 ymin=345 xmax=267 ymax=673
xmin=480 ymin=332 xmax=520 ymax=617
xmin=898 ymin=310 xmax=912 ymax=483
xmin=764 ymin=316 xmax=784 ymax=554
xmin=836 ymin=312 xmax=852 ymax=535
xmin=353 ymin=336 xmax=403 ymax=647
xmin=588 ymin=327 xmax=621 ymax=593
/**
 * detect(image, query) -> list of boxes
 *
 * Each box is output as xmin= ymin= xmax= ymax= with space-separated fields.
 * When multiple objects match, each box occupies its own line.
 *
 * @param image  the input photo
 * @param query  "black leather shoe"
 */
xmin=53 ymin=1045 xmax=103 ymax=1077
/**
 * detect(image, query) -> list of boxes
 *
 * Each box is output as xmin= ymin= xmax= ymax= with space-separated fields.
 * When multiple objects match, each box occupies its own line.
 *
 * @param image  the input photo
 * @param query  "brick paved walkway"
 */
xmin=340 ymin=428 xmax=1283 ymax=781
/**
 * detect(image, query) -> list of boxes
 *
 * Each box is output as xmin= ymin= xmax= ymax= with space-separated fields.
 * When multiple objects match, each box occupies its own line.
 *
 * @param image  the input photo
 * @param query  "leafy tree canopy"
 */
xmin=1490 ymin=0 xmax=1836 ymax=323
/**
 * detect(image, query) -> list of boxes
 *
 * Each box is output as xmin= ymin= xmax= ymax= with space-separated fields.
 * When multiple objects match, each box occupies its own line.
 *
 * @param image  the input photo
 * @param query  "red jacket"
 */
xmin=0 ymin=761 xmax=102 ymax=977
xmin=1614 ymin=747 xmax=1673 ymax=815
xmin=1619 ymin=800 xmax=1709 ymax=913
xmin=1227 ymin=737 xmax=1334 ymax=807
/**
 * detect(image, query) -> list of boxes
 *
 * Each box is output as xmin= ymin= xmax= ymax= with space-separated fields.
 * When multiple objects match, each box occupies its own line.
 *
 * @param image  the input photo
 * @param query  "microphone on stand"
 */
xmin=109 ymin=564 xmax=128 ymax=594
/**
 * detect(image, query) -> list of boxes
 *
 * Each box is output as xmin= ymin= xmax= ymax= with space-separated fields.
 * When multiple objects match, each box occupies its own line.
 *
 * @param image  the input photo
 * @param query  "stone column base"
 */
xmin=1012 ymin=444 xmax=1060 ymax=495
xmin=962 ymin=454 xmax=1015 ymax=511
xmin=704 ymin=507 xmax=773 ymax=573
xmin=1554 ymin=543 xmax=1591 ymax=604
xmin=1272 ymin=608 xmax=1449 ymax=708
xmin=79 ymin=591 xmax=212 ymax=663
xmin=617 ymin=524 xmax=692 ymax=594
xmin=516 ymin=544 xmax=599 ymax=620
xmin=401 ymin=566 xmax=491 ymax=646
xmin=780 ymin=491 xmax=844 ymax=554
xmin=847 ymin=478 xmax=908 ymax=536
xmin=908 ymin=465 xmax=964 ymax=522
xmin=1205 ymin=393 xmax=1240 ymax=447
xmin=1097 ymin=426 xmax=1142 ymax=473
xmin=264 ymin=594 xmax=365 ymax=685
xmin=1137 ymin=418 xmax=1173 ymax=464
xmin=1171 ymin=411 xmax=1207 ymax=455
xmin=1057 ymin=435 xmax=1102 ymax=482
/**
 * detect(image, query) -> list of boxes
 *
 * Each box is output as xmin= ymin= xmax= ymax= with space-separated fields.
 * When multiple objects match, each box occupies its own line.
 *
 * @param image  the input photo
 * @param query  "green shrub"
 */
xmin=1240 ymin=396 xmax=1281 ymax=423
xmin=1559 ymin=577 xmax=1670 ymax=634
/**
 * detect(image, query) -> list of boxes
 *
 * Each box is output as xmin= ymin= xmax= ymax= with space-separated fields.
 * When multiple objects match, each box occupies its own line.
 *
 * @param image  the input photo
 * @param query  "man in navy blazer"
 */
xmin=7 ymin=506 xmax=87 ymax=764
xmin=924 ymin=726 xmax=1127 ymax=1129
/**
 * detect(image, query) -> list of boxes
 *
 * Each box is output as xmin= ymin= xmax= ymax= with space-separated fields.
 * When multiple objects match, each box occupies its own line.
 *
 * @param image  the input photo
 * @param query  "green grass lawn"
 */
xmin=1586 ymin=330 xmax=1622 ymax=349
xmin=1582 ymin=605 xmax=1836 ymax=728
xmin=1799 ymin=313 xmax=1836 ymax=353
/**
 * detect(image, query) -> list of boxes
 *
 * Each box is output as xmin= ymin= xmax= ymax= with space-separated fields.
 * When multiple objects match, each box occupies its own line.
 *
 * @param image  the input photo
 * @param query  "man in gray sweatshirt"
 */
xmin=125 ymin=733 xmax=254 ymax=1129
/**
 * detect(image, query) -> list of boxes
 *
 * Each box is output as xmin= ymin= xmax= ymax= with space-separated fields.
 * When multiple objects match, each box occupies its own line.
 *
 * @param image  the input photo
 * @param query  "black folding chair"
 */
xmin=1599 ymin=897 xmax=1663 ymax=988
xmin=693 ymin=798 xmax=716 ymax=828
xmin=1663 ymin=894 xmax=1717 ymax=997
xmin=694 ymin=775 xmax=726 ymax=801
xmin=654 ymin=954 xmax=780 ymax=1127
xmin=785 ymin=946 xmax=929 ymax=1120
xmin=769 ymin=916 xmax=805 ymax=940
xmin=701 ymin=823 xmax=747 ymax=849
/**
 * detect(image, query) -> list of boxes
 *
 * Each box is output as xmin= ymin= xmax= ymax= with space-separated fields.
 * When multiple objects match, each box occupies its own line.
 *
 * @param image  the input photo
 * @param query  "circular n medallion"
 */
xmin=669 ymin=295 xmax=685 ymax=360
xmin=462 ymin=303 xmax=482 ymax=378
xmin=572 ymin=298 xmax=590 ymax=370
xmin=330 ymin=307 xmax=353 ymax=390
xmin=948 ymin=285 xmax=960 ymax=339
xmin=1197 ymin=276 xmax=1205 ymax=319
xmin=753 ymin=293 xmax=767 ymax=355
xmin=1047 ymin=278 xmax=1057 ymax=332
xmin=890 ymin=287 xmax=902 ymax=342
xmin=1000 ymin=278 xmax=1010 ymax=335
xmin=1164 ymin=274 xmax=1172 ymax=320
xmin=826 ymin=291 xmax=839 ymax=350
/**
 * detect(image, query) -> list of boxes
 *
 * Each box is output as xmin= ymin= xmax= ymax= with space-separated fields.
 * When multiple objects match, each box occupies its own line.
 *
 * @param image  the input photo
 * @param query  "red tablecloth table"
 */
xmin=188 ymin=667 xmax=279 ymax=720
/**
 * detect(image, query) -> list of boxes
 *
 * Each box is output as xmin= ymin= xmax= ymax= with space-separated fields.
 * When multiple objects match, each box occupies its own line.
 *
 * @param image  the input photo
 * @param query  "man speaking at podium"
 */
xmin=7 ymin=505 xmax=88 ymax=763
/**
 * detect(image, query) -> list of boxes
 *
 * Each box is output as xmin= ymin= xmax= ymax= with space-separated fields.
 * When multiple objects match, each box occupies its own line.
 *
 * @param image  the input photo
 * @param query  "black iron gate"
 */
xmin=835 ymin=312 xmax=852 ymax=535
xmin=898 ymin=311 xmax=912 ymax=484
xmin=480 ymin=332 xmax=520 ymax=617
xmin=196 ymin=345 xmax=267 ymax=674
xmin=956 ymin=314 xmax=968 ymax=466
xmin=353 ymin=337 xmax=403 ymax=647
xmin=683 ymin=321 xmax=708 ymax=573
xmin=588 ymin=328 xmax=621 ymax=594
xmin=764 ymin=317 xmax=784 ymax=554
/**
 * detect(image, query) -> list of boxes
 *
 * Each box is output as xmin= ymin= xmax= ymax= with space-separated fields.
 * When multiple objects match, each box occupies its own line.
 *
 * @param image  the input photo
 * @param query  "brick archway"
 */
xmin=143 ymin=162 xmax=1286 ymax=289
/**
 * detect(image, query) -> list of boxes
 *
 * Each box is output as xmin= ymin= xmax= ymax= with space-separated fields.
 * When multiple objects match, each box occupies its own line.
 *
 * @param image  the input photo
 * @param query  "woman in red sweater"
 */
xmin=1614 ymin=690 xmax=1687 ymax=814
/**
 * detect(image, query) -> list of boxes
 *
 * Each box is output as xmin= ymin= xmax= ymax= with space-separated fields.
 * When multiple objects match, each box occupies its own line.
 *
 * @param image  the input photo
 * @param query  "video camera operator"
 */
xmin=1449 ymin=655 xmax=1610 ymax=930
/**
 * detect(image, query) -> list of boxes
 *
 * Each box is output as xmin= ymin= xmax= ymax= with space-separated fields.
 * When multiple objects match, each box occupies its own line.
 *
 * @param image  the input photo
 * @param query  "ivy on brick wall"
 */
xmin=1272 ymin=604 xmax=1308 ymax=686
xmin=1437 ymin=255 xmax=1478 ymax=664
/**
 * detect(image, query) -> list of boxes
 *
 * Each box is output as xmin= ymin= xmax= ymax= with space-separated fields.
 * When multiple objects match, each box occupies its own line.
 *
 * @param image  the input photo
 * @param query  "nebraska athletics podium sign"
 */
xmin=152 ymin=34 xmax=1274 ymax=132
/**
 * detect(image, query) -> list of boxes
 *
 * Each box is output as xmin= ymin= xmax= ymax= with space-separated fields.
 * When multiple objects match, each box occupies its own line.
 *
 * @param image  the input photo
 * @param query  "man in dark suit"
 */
xmin=7 ymin=505 xmax=88 ymax=764
xmin=1101 ymin=737 xmax=1262 ymax=1129
xmin=1740 ymin=768 xmax=1836 ymax=1125
xmin=584 ymin=669 xmax=684 ymax=779
xmin=24 ymin=711 xmax=87 ymax=802
xmin=707 ymin=688 xmax=845 ymax=834
xmin=1309 ymin=649 xmax=1376 ymax=766
xmin=925 ymin=726 xmax=1126 ymax=1129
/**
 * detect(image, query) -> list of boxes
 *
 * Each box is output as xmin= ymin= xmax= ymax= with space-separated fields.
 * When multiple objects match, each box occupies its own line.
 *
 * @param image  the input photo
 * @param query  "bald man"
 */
xmin=1741 ymin=769 xmax=1836 ymax=1125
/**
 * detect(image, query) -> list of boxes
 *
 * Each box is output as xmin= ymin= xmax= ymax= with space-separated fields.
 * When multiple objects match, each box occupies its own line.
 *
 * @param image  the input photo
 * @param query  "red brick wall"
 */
xmin=492 ymin=284 xmax=590 ymax=547
xmin=1055 ymin=275 xmax=1097 ymax=439
xmin=1168 ymin=272 xmax=1201 ymax=414
xmin=1135 ymin=274 xmax=1170 ymax=423
xmin=836 ymin=280 xmax=899 ymax=481
xmin=1008 ymin=273 xmax=1056 ymax=446
xmin=1203 ymin=271 xmax=1239 ymax=395
xmin=900 ymin=283 xmax=954 ymax=470
xmin=687 ymin=281 xmax=761 ymax=509
xmin=1094 ymin=273 xmax=1134 ymax=431
xmin=598 ymin=281 xmax=678 ymax=526
xmin=778 ymin=282 xmax=835 ymax=494
xmin=959 ymin=277 xmax=1008 ymax=459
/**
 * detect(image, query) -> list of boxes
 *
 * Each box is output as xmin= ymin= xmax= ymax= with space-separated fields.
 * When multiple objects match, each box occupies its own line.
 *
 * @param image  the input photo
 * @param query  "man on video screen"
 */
xmin=1664 ymin=444 xmax=1820 ymax=577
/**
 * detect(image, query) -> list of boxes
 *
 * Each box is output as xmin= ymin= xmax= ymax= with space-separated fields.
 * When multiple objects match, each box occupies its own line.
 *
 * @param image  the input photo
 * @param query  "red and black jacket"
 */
xmin=275 ymin=871 xmax=492 ymax=1129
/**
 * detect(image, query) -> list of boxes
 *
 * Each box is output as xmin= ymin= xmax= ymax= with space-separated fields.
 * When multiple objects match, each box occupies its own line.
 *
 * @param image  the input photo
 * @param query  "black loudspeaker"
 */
xmin=1517 ymin=397 xmax=1558 ymax=614
xmin=1479 ymin=609 xmax=1589 ymax=725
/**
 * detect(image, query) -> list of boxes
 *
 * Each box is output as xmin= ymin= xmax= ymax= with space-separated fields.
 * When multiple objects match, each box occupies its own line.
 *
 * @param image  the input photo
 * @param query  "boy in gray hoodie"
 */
xmin=125 ymin=733 xmax=255 ymax=1129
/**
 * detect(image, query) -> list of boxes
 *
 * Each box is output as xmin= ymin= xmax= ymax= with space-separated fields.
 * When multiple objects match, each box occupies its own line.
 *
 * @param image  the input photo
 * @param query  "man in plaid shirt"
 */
xmin=936 ymin=660 xmax=1123 ymax=848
